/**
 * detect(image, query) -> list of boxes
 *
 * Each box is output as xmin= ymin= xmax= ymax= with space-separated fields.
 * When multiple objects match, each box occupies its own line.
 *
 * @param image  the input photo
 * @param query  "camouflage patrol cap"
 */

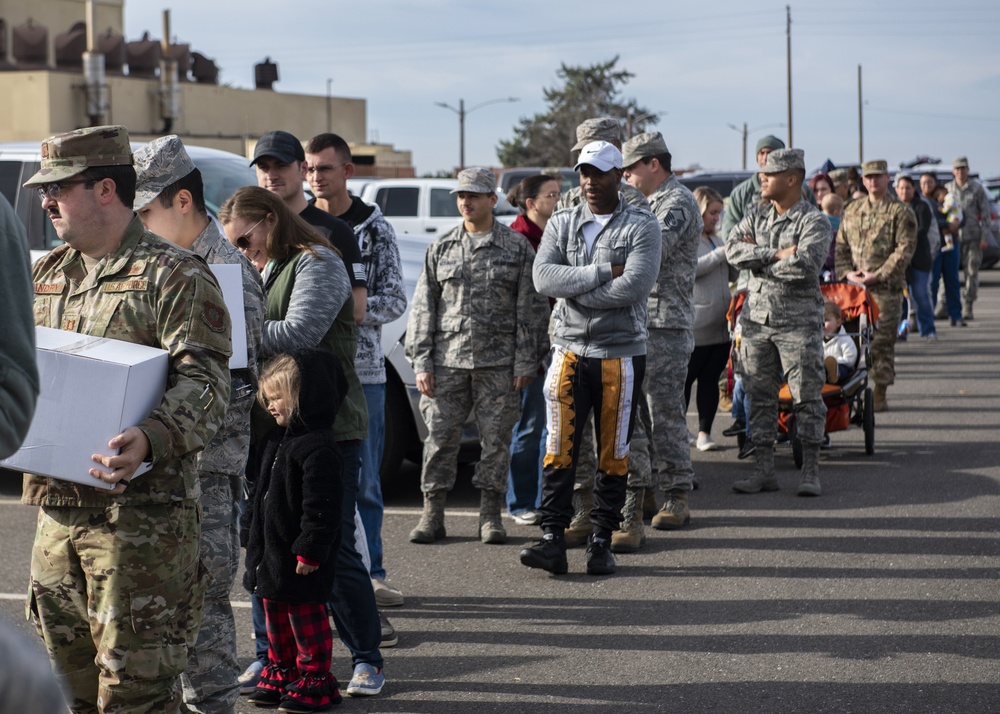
xmin=828 ymin=168 xmax=850 ymax=186
xmin=133 ymin=135 xmax=197 ymax=210
xmin=759 ymin=148 xmax=805 ymax=174
xmin=621 ymin=131 xmax=669 ymax=168
xmin=572 ymin=117 xmax=622 ymax=151
xmin=952 ymin=156 xmax=969 ymax=169
xmin=450 ymin=166 xmax=496 ymax=194
xmin=861 ymin=160 xmax=888 ymax=176
xmin=23 ymin=125 xmax=133 ymax=188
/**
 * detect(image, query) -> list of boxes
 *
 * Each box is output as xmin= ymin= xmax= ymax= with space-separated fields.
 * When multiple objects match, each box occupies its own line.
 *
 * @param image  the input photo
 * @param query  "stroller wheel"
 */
xmin=863 ymin=387 xmax=875 ymax=455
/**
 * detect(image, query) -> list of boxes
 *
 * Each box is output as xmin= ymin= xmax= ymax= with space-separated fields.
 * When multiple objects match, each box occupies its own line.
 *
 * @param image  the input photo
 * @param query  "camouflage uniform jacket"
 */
xmin=405 ymin=220 xmax=546 ymax=377
xmin=945 ymin=178 xmax=992 ymax=244
xmin=24 ymin=216 xmax=232 ymax=507
xmin=726 ymin=198 xmax=831 ymax=329
xmin=722 ymin=172 xmax=818 ymax=240
xmin=189 ymin=219 xmax=265 ymax=477
xmin=352 ymin=203 xmax=407 ymax=385
xmin=534 ymin=198 xmax=662 ymax=358
xmin=645 ymin=174 xmax=704 ymax=331
xmin=835 ymin=194 xmax=917 ymax=291
xmin=558 ymin=183 xmax=650 ymax=212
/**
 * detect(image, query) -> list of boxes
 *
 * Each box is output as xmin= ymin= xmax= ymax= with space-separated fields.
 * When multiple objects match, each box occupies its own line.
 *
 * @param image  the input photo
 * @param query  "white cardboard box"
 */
xmin=209 ymin=263 xmax=247 ymax=370
xmin=1 ymin=327 xmax=168 ymax=489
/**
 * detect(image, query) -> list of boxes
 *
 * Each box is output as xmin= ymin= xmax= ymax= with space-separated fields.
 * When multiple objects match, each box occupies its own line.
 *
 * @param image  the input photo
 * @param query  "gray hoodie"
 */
xmin=534 ymin=194 xmax=662 ymax=358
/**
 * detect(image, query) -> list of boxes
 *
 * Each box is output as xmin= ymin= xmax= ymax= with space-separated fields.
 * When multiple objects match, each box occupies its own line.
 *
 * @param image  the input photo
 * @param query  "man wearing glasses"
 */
xmin=23 ymin=125 xmax=232 ymax=712
xmin=251 ymin=130 xmax=389 ymax=698
xmin=305 ymin=134 xmax=407 ymax=615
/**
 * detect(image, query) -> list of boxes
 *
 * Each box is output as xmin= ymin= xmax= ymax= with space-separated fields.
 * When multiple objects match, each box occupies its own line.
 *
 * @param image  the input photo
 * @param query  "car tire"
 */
xmin=380 ymin=369 xmax=418 ymax=494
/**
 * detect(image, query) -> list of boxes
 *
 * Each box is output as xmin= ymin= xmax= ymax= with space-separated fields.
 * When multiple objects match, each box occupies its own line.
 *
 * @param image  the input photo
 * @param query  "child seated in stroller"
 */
xmin=823 ymin=300 xmax=858 ymax=385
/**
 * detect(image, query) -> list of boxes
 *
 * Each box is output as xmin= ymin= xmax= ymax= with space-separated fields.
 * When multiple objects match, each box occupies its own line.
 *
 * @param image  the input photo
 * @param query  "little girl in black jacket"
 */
xmin=241 ymin=348 xmax=346 ymax=712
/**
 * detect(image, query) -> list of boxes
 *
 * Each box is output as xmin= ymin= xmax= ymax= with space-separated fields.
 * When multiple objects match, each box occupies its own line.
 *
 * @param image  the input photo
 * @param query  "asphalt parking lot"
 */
xmin=1 ymin=274 xmax=997 ymax=714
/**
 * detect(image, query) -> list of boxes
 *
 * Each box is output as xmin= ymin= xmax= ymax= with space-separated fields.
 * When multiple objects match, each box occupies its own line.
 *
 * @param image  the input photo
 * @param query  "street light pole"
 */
xmin=728 ymin=122 xmax=785 ymax=170
xmin=435 ymin=96 xmax=519 ymax=171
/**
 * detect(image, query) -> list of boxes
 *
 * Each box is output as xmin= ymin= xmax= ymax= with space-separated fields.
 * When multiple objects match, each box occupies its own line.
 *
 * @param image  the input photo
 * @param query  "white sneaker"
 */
xmin=696 ymin=433 xmax=718 ymax=451
xmin=511 ymin=510 xmax=541 ymax=526
xmin=372 ymin=577 xmax=404 ymax=608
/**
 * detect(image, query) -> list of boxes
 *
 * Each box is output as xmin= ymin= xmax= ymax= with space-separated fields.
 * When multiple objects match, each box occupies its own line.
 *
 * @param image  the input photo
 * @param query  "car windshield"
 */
xmin=196 ymin=158 xmax=257 ymax=215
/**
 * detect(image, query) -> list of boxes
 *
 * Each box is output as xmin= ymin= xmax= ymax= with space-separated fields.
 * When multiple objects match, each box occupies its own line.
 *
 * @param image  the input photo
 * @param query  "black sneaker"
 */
xmin=585 ymin=536 xmax=616 ymax=576
xmin=519 ymin=534 xmax=568 ymax=574
xmin=737 ymin=440 xmax=756 ymax=460
xmin=247 ymin=686 xmax=283 ymax=707
xmin=722 ymin=420 xmax=746 ymax=437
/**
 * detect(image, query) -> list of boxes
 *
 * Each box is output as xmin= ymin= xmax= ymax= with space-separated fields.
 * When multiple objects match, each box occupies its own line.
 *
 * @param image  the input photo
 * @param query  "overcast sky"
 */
xmin=124 ymin=0 xmax=1000 ymax=177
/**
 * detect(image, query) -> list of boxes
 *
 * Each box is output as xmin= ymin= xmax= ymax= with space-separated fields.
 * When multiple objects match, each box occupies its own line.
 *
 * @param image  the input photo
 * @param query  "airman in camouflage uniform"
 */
xmin=621 ymin=131 xmax=703 ymax=536
xmin=553 ymin=117 xmax=651 ymax=549
xmin=405 ymin=167 xmax=547 ymax=545
xmin=726 ymin=149 xmax=831 ymax=497
xmin=836 ymin=160 xmax=917 ymax=412
xmin=135 ymin=135 xmax=265 ymax=714
xmin=945 ymin=156 xmax=992 ymax=319
xmin=22 ymin=125 xmax=232 ymax=714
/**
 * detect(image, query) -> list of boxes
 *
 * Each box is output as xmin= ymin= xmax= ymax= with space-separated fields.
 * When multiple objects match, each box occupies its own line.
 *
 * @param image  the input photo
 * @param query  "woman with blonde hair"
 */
xmin=686 ymin=186 xmax=732 ymax=452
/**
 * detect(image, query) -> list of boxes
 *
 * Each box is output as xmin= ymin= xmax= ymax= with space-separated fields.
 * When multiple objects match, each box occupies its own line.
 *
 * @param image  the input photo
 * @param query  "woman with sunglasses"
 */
xmin=502 ymin=174 xmax=561 ymax=526
xmin=219 ymin=186 xmax=376 ymax=698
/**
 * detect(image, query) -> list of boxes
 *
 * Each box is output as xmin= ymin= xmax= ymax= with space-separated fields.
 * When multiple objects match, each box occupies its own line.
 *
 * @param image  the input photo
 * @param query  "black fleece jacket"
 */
xmin=241 ymin=348 xmax=347 ymax=603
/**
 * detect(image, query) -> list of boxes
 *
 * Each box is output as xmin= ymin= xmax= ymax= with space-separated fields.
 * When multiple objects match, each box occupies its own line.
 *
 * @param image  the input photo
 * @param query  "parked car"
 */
xmin=360 ymin=177 xmax=514 ymax=238
xmin=677 ymin=170 xmax=753 ymax=199
xmin=0 ymin=141 xmax=256 ymax=252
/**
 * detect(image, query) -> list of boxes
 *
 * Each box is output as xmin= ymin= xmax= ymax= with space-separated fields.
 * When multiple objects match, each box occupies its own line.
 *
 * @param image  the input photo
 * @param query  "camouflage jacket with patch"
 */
xmin=726 ymin=198 xmax=831 ymax=328
xmin=405 ymin=220 xmax=547 ymax=376
xmin=945 ymin=178 xmax=992 ymax=244
xmin=645 ymin=174 xmax=703 ymax=331
xmin=835 ymin=194 xmax=917 ymax=291
xmin=24 ymin=216 xmax=232 ymax=507
xmin=189 ymin=219 xmax=264 ymax=478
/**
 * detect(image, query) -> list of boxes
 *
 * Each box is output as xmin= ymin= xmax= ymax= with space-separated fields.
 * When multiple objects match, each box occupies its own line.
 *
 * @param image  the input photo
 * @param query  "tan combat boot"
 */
xmin=564 ymin=489 xmax=593 ymax=548
xmin=611 ymin=487 xmax=646 ymax=553
xmin=873 ymin=384 xmax=888 ymax=413
xmin=409 ymin=490 xmax=447 ymax=543
xmin=965 ymin=301 xmax=974 ymax=320
xmin=478 ymin=489 xmax=508 ymax=544
xmin=796 ymin=443 xmax=822 ymax=497
xmin=652 ymin=490 xmax=690 ymax=530
xmin=732 ymin=446 xmax=779 ymax=493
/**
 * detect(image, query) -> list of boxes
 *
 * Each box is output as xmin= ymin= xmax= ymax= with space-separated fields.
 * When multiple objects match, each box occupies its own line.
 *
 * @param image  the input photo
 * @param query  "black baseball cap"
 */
xmin=251 ymin=130 xmax=305 ymax=166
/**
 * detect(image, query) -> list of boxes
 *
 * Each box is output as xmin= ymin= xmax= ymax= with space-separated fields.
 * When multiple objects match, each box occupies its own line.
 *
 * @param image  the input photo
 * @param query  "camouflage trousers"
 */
xmin=960 ymin=239 xmax=982 ymax=305
xmin=27 ymin=501 xmax=206 ymax=714
xmin=868 ymin=287 xmax=903 ymax=387
xmin=646 ymin=328 xmax=695 ymax=493
xmin=180 ymin=472 xmax=241 ymax=714
xmin=419 ymin=365 xmax=520 ymax=494
xmin=573 ymin=384 xmax=653 ymax=492
xmin=740 ymin=318 xmax=827 ymax=446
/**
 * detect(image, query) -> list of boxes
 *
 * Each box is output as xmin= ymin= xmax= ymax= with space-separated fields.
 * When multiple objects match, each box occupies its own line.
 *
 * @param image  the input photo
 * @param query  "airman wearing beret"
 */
xmin=836 ymin=158 xmax=917 ymax=412
xmin=24 ymin=125 xmax=232 ymax=712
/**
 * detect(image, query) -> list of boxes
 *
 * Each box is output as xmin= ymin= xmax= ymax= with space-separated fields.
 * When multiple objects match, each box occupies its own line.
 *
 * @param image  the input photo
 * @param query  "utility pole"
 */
xmin=857 ymin=64 xmax=864 ymax=164
xmin=326 ymin=78 xmax=333 ymax=133
xmin=435 ymin=97 xmax=519 ymax=171
xmin=786 ymin=5 xmax=793 ymax=147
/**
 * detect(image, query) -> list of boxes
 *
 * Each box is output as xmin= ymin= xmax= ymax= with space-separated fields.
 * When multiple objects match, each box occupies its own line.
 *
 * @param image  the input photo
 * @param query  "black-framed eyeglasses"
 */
xmin=305 ymin=163 xmax=348 ymax=175
xmin=36 ymin=178 xmax=97 ymax=202
xmin=234 ymin=218 xmax=265 ymax=250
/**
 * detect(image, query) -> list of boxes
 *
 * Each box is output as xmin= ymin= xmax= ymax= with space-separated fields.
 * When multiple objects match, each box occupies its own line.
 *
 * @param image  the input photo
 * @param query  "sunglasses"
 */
xmin=234 ymin=218 xmax=265 ymax=250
